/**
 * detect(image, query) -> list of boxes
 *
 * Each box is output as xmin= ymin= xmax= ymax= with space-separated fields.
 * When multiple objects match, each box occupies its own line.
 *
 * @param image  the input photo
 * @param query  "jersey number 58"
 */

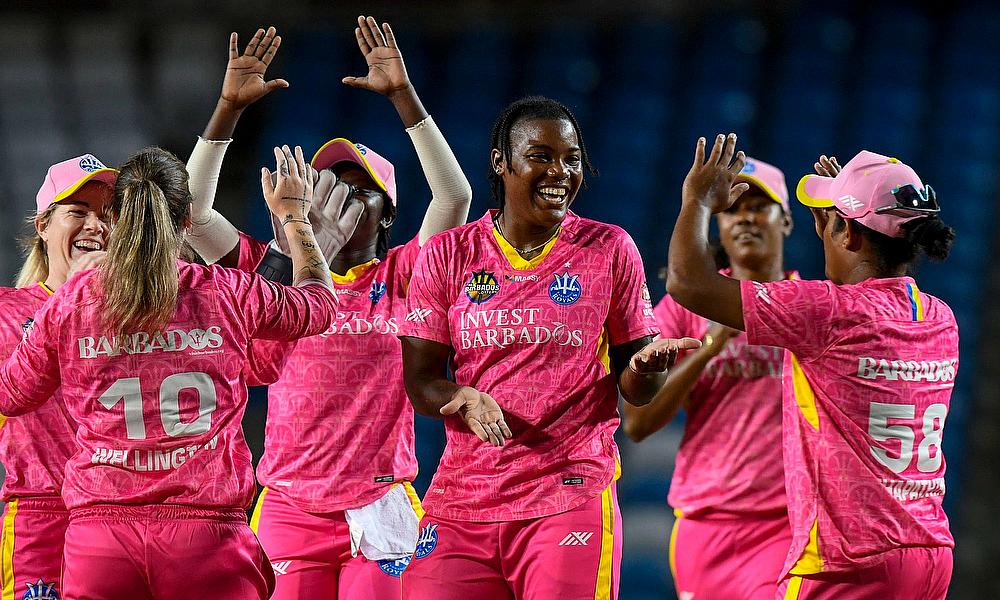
xmin=868 ymin=402 xmax=947 ymax=474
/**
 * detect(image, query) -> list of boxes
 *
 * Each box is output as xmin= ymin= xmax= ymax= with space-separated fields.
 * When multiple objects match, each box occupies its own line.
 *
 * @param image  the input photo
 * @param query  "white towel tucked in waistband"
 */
xmin=344 ymin=484 xmax=420 ymax=561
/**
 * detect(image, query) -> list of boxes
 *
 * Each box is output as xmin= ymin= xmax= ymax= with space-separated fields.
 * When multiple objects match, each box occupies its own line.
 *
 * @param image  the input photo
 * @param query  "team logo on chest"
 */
xmin=23 ymin=579 xmax=59 ymax=600
xmin=465 ymin=270 xmax=501 ymax=304
xmin=548 ymin=272 xmax=582 ymax=305
xmin=369 ymin=280 xmax=387 ymax=304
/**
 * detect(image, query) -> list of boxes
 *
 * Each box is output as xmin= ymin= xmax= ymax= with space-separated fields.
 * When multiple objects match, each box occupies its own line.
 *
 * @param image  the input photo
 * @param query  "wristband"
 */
xmin=255 ymin=243 xmax=293 ymax=285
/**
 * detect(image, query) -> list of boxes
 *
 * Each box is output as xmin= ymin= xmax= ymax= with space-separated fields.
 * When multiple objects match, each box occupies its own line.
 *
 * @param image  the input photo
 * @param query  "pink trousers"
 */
xmin=0 ymin=496 xmax=68 ymax=600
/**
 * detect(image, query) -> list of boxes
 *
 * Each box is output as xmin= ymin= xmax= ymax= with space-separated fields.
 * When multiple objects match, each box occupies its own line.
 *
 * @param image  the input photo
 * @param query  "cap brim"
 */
xmin=51 ymin=168 xmax=118 ymax=206
xmin=795 ymin=174 xmax=836 ymax=208
xmin=737 ymin=174 xmax=784 ymax=206
xmin=311 ymin=138 xmax=389 ymax=196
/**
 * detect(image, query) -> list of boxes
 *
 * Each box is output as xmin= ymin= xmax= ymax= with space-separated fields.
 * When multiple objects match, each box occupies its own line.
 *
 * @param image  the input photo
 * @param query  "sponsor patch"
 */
xmin=562 ymin=477 xmax=584 ymax=485
xmin=465 ymin=270 xmax=501 ymax=304
xmin=374 ymin=475 xmax=394 ymax=483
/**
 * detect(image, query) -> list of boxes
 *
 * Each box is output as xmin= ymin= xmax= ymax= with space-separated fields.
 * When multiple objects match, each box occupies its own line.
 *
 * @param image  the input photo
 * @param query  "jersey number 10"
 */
xmin=868 ymin=402 xmax=947 ymax=474
xmin=97 ymin=372 xmax=217 ymax=440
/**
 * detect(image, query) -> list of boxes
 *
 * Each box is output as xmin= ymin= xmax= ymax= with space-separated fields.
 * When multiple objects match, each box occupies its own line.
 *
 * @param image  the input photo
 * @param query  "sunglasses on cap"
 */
xmin=874 ymin=184 xmax=940 ymax=216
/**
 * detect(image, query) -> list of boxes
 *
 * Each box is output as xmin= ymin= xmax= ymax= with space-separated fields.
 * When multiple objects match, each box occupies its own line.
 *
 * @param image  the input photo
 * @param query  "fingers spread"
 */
xmin=261 ymin=34 xmax=281 ymax=66
xmin=692 ymin=136 xmax=706 ymax=169
xmin=728 ymin=150 xmax=746 ymax=175
xmin=358 ymin=15 xmax=380 ymax=49
xmin=261 ymin=167 xmax=274 ymax=196
xmin=244 ymin=28 xmax=264 ymax=56
xmin=719 ymin=133 xmax=737 ymax=167
xmin=255 ymin=26 xmax=276 ymax=59
xmin=354 ymin=26 xmax=372 ymax=54
xmin=707 ymin=133 xmax=724 ymax=166
xmin=367 ymin=16 xmax=387 ymax=46
xmin=229 ymin=33 xmax=239 ymax=60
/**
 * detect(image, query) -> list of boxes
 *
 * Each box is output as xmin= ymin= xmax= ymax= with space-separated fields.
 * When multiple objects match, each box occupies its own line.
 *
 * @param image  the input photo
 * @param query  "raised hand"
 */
xmin=342 ymin=16 xmax=411 ymax=97
xmin=682 ymin=133 xmax=749 ymax=214
xmin=814 ymin=155 xmax=842 ymax=177
xmin=629 ymin=337 xmax=703 ymax=374
xmin=219 ymin=26 xmax=289 ymax=113
xmin=272 ymin=170 xmax=364 ymax=258
xmin=440 ymin=386 xmax=513 ymax=447
xmin=261 ymin=145 xmax=313 ymax=225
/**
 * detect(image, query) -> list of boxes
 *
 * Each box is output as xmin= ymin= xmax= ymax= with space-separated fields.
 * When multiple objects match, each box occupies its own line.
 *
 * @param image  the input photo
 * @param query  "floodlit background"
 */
xmin=0 ymin=1 xmax=997 ymax=596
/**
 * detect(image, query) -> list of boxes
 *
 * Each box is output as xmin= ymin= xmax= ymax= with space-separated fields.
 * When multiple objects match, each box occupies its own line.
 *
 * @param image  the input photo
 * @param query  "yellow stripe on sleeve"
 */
xmin=2 ymin=499 xmax=18 ymax=600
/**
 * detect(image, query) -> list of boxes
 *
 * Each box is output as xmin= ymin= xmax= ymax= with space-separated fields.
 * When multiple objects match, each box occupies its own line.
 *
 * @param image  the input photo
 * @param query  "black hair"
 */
xmin=488 ymin=96 xmax=598 ymax=208
xmin=833 ymin=213 xmax=955 ymax=273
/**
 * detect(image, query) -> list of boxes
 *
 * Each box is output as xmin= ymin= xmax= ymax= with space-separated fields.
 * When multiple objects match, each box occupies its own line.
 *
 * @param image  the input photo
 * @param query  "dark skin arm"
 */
xmin=621 ymin=323 xmax=738 ymax=442
xmin=666 ymin=133 xmax=750 ymax=330
xmin=612 ymin=335 xmax=703 ymax=407
xmin=342 ymin=16 xmax=429 ymax=128
xmin=400 ymin=337 xmax=512 ymax=447
xmin=200 ymin=27 xmax=289 ymax=268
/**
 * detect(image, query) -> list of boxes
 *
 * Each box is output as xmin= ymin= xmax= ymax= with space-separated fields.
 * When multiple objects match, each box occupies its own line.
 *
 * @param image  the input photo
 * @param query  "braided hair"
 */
xmin=488 ymin=96 xmax=598 ymax=208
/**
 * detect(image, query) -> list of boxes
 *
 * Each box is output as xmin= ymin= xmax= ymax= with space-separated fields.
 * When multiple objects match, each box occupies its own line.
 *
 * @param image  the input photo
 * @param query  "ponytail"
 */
xmin=14 ymin=207 xmax=57 ymax=288
xmin=102 ymin=147 xmax=191 ymax=339
xmin=905 ymin=217 xmax=955 ymax=262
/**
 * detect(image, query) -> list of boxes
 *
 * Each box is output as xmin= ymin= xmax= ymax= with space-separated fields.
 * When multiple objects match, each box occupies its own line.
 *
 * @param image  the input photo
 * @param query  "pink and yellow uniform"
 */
xmin=658 ymin=280 xmax=795 ymax=600
xmin=244 ymin=140 xmax=423 ymax=599
xmin=399 ymin=209 xmax=657 ymax=599
xmin=0 ymin=284 xmax=74 ymax=600
xmin=663 ymin=158 xmax=794 ymax=600
xmin=745 ymin=152 xmax=956 ymax=599
xmin=0 ymin=262 xmax=337 ymax=600
xmin=0 ymin=155 xmax=117 ymax=600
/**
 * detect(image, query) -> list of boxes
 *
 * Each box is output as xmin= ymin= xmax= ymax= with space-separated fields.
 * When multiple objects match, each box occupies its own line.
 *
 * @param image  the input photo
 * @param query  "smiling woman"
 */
xmin=398 ymin=95 xmax=700 ymax=600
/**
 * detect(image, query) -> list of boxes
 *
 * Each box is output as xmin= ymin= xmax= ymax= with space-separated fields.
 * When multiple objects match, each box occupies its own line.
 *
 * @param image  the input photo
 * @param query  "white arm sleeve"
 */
xmin=408 ymin=116 xmax=473 ymax=245
xmin=186 ymin=136 xmax=241 ymax=264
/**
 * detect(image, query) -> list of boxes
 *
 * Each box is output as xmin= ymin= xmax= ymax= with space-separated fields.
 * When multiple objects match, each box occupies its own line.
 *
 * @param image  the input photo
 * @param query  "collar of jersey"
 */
xmin=331 ymin=258 xmax=379 ymax=285
xmin=484 ymin=209 xmax=575 ymax=271
xmin=37 ymin=281 xmax=55 ymax=296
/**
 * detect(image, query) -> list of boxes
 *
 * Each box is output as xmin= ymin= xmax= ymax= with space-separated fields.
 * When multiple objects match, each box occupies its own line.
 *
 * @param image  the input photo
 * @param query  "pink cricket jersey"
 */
xmin=399 ymin=210 xmax=658 ymax=521
xmin=656 ymin=274 xmax=791 ymax=518
xmin=740 ymin=276 xmax=957 ymax=575
xmin=0 ymin=262 xmax=337 ymax=511
xmin=0 ymin=284 xmax=76 ymax=502
xmin=238 ymin=233 xmax=420 ymax=512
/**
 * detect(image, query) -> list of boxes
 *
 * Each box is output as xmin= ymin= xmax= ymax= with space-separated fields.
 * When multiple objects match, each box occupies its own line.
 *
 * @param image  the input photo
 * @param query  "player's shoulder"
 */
xmin=421 ymin=218 xmax=483 ymax=256
xmin=568 ymin=214 xmax=634 ymax=247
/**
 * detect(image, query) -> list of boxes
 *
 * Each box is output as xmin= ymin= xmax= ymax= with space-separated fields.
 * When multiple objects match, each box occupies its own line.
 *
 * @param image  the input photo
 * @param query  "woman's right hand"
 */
xmin=440 ymin=386 xmax=513 ymax=447
xmin=219 ymin=26 xmax=289 ymax=113
xmin=261 ymin=145 xmax=312 ymax=225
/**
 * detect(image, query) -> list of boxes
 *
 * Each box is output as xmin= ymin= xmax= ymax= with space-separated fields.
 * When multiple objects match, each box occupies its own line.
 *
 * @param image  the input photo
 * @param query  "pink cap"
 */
xmin=310 ymin=138 xmax=397 ymax=206
xmin=796 ymin=150 xmax=928 ymax=238
xmin=35 ymin=154 xmax=117 ymax=214
xmin=736 ymin=156 xmax=789 ymax=213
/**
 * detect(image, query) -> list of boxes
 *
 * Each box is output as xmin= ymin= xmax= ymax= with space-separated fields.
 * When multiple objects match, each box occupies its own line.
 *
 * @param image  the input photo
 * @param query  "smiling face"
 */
xmin=492 ymin=117 xmax=583 ymax=231
xmin=37 ymin=180 xmax=113 ymax=281
xmin=716 ymin=187 xmax=790 ymax=270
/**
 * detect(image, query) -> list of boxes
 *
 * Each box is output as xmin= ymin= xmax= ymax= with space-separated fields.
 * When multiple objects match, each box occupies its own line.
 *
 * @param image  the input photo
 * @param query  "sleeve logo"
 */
xmin=548 ymin=272 xmax=582 ymax=305
xmin=21 ymin=318 xmax=35 ymax=341
xmin=465 ymin=270 xmax=501 ymax=304
xmin=405 ymin=308 xmax=433 ymax=322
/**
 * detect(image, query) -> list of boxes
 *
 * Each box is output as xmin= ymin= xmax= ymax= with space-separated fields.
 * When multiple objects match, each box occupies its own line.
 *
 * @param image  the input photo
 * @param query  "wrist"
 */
xmin=215 ymin=97 xmax=245 ymax=117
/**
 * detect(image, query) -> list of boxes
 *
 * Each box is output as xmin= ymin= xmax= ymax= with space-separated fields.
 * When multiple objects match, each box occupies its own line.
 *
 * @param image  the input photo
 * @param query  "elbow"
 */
xmin=664 ymin=272 xmax=692 ymax=307
xmin=621 ymin=417 xmax=649 ymax=443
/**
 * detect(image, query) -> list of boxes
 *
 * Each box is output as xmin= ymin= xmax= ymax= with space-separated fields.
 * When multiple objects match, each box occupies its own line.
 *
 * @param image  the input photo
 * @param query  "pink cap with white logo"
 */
xmin=796 ymin=151 xmax=931 ymax=238
xmin=310 ymin=138 xmax=397 ymax=206
xmin=35 ymin=154 xmax=117 ymax=214
xmin=737 ymin=156 xmax=789 ymax=213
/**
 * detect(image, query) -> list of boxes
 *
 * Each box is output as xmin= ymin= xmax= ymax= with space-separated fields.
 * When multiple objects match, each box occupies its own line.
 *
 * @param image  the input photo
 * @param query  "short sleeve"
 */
xmin=606 ymin=232 xmax=659 ymax=346
xmin=245 ymin=339 xmax=296 ymax=387
xmin=393 ymin=235 xmax=423 ymax=286
xmin=397 ymin=237 xmax=452 ymax=346
xmin=0 ymin=291 xmax=63 ymax=416
xmin=220 ymin=266 xmax=336 ymax=343
xmin=740 ymin=278 xmax=837 ymax=361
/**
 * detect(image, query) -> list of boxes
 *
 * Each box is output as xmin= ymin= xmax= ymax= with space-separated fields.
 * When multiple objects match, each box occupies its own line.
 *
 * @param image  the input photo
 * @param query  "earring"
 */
xmin=379 ymin=218 xmax=393 ymax=228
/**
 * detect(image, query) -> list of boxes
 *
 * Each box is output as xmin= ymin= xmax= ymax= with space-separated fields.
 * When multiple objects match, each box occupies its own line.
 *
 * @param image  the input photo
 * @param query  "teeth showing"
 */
xmin=74 ymin=240 xmax=103 ymax=251
xmin=538 ymin=187 xmax=567 ymax=197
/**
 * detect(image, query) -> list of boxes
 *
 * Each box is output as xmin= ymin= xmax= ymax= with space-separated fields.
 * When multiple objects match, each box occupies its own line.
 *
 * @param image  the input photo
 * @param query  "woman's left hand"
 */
xmin=628 ymin=337 xmax=703 ymax=374
xmin=219 ymin=26 xmax=289 ymax=113
xmin=342 ymin=16 xmax=412 ymax=97
xmin=682 ymin=133 xmax=749 ymax=214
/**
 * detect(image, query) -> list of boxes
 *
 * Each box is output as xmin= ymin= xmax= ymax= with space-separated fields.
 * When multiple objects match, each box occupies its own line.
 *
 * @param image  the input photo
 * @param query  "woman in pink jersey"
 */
xmin=183 ymin=18 xmax=473 ymax=598
xmin=0 ymin=142 xmax=351 ymax=600
xmin=668 ymin=134 xmax=957 ymax=600
xmin=0 ymin=155 xmax=115 ymax=600
xmin=622 ymin=156 xmax=794 ymax=600
xmin=399 ymin=96 xmax=700 ymax=600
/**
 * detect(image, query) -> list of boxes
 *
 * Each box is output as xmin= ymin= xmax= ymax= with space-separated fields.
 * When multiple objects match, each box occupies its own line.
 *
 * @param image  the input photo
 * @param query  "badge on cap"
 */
xmin=741 ymin=160 xmax=757 ymax=174
xmin=79 ymin=155 xmax=106 ymax=172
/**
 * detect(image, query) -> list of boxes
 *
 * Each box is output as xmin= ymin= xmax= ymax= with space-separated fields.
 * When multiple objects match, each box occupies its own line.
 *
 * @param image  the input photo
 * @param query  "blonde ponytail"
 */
xmin=102 ymin=148 xmax=191 ymax=338
xmin=14 ymin=207 xmax=56 ymax=288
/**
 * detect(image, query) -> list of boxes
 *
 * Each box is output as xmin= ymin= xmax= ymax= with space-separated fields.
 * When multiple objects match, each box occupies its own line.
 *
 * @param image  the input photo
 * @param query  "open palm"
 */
xmin=342 ymin=16 xmax=411 ymax=96
xmin=221 ymin=27 xmax=289 ymax=111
